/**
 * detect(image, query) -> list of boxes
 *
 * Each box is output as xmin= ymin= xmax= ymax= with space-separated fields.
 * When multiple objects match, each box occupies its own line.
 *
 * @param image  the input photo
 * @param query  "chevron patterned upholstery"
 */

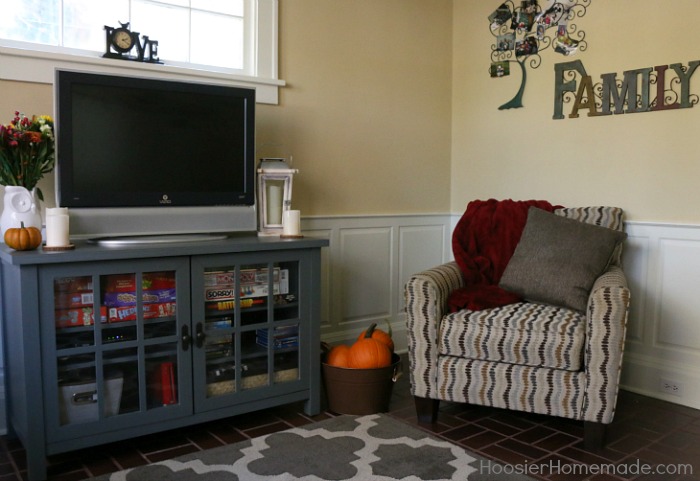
xmin=405 ymin=206 xmax=630 ymax=449
xmin=440 ymin=301 xmax=586 ymax=371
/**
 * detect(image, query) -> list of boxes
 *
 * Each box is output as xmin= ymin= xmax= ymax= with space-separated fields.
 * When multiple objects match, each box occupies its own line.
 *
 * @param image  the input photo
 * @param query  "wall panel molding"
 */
xmin=1 ymin=215 xmax=696 ymax=434
xmin=302 ymin=215 xmax=700 ymax=411
xmin=622 ymin=222 xmax=700 ymax=409
xmin=302 ymin=214 xmax=452 ymax=351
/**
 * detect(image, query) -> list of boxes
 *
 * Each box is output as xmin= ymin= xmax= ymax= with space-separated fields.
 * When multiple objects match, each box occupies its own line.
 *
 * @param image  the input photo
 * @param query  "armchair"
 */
xmin=405 ymin=203 xmax=630 ymax=450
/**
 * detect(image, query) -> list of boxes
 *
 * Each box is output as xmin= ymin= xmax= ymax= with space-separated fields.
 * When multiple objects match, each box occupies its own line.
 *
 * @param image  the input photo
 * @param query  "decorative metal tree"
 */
xmin=489 ymin=0 xmax=590 ymax=110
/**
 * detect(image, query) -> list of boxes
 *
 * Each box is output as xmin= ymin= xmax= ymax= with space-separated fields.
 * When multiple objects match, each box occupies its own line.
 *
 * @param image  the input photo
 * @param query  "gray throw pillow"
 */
xmin=499 ymin=207 xmax=627 ymax=312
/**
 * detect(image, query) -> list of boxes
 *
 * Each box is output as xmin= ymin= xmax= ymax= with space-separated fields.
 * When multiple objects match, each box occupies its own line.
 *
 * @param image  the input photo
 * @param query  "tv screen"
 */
xmin=55 ymin=70 xmax=257 ymax=240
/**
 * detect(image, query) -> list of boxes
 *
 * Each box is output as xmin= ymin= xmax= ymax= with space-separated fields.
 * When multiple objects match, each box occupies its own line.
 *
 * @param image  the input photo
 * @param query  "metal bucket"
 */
xmin=322 ymin=353 xmax=402 ymax=415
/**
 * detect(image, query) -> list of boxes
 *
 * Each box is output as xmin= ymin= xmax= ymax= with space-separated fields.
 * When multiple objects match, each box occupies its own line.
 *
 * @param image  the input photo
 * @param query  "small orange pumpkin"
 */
xmin=357 ymin=321 xmax=394 ymax=354
xmin=4 ymin=222 xmax=42 ymax=251
xmin=326 ymin=344 xmax=351 ymax=368
xmin=348 ymin=324 xmax=392 ymax=369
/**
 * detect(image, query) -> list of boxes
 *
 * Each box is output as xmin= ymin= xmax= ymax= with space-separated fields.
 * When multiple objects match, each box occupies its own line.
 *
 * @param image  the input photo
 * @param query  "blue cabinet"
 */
xmin=0 ymin=236 xmax=327 ymax=481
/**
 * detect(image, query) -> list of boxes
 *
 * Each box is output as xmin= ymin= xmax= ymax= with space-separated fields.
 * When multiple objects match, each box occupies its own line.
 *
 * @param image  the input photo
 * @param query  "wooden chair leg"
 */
xmin=584 ymin=421 xmax=607 ymax=451
xmin=414 ymin=396 xmax=439 ymax=423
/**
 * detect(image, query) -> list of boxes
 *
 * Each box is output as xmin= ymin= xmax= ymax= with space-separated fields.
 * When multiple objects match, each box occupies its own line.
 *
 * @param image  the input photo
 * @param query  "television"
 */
xmin=54 ymin=69 xmax=257 ymax=242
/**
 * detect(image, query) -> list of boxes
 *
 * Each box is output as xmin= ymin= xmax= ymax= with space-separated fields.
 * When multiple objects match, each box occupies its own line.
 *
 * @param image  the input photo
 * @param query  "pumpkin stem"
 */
xmin=20 ymin=221 xmax=25 ymax=228
xmin=383 ymin=318 xmax=393 ymax=338
xmin=364 ymin=323 xmax=377 ymax=338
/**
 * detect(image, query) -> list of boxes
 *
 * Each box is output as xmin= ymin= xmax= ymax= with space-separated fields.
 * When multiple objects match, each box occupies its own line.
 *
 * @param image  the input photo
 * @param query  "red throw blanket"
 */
xmin=448 ymin=199 xmax=559 ymax=312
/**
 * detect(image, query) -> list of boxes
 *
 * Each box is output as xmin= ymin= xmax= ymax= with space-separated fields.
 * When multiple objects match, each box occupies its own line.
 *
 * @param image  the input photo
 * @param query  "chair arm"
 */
xmin=405 ymin=261 xmax=465 ymax=398
xmin=582 ymin=265 xmax=631 ymax=424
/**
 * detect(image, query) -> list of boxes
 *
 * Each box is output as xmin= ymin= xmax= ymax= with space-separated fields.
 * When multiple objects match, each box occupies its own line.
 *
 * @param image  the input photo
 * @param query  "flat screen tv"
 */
xmin=54 ymin=69 xmax=257 ymax=241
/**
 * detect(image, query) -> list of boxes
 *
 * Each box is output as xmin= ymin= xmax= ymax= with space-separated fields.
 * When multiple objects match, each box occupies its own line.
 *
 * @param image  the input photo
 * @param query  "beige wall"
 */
xmin=7 ymin=1 xmax=698 ymax=223
xmin=0 ymin=0 xmax=453 ymax=218
xmin=452 ymin=0 xmax=700 ymax=223
xmin=259 ymin=0 xmax=452 ymax=216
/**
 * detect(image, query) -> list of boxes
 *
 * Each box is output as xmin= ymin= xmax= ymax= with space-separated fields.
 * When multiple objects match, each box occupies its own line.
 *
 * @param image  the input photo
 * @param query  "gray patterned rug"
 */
xmin=86 ymin=414 xmax=535 ymax=480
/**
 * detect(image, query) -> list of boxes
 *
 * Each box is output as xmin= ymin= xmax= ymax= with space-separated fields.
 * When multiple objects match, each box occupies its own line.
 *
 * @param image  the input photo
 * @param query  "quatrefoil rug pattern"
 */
xmin=90 ymin=414 xmax=535 ymax=481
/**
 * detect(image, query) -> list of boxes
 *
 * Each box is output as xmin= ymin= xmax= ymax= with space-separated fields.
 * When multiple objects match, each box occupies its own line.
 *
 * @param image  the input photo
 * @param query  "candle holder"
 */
xmin=256 ymin=158 xmax=298 ymax=236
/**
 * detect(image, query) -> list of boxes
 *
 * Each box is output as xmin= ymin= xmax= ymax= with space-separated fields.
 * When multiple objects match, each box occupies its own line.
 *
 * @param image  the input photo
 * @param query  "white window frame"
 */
xmin=0 ymin=0 xmax=284 ymax=104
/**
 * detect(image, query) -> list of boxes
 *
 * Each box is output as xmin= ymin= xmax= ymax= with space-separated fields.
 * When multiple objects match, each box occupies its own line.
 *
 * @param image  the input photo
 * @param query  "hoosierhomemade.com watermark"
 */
xmin=480 ymin=458 xmax=694 ymax=478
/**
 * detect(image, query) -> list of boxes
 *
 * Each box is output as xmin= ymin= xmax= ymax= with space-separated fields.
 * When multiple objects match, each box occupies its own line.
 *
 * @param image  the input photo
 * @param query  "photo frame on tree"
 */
xmin=488 ymin=0 xmax=591 ymax=110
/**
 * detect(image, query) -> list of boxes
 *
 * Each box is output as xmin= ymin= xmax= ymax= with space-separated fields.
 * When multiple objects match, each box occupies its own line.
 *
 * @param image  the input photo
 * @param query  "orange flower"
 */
xmin=23 ymin=131 xmax=42 ymax=143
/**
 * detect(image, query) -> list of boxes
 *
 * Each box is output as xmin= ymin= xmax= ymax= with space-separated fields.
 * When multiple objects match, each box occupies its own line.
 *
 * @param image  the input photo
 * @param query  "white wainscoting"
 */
xmin=0 ymin=215 xmax=697 ymax=434
xmin=304 ymin=215 xmax=700 ymax=411
xmin=302 ymin=214 xmax=453 ymax=352
xmin=621 ymin=222 xmax=700 ymax=410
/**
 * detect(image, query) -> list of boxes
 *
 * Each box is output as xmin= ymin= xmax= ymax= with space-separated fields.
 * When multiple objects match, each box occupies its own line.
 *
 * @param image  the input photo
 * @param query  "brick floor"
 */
xmin=2 ymin=356 xmax=699 ymax=480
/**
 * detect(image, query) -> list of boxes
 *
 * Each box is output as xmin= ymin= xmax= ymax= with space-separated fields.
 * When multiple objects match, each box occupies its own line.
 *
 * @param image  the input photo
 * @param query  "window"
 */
xmin=0 ymin=0 xmax=282 ymax=104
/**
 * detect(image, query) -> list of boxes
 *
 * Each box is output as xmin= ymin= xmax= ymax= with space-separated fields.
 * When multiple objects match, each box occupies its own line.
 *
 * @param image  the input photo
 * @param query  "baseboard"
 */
xmin=620 ymin=352 xmax=700 ymax=410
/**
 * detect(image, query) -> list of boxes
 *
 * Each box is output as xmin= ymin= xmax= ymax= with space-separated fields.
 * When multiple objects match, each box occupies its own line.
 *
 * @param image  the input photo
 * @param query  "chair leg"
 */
xmin=584 ymin=421 xmax=607 ymax=451
xmin=414 ymin=396 xmax=439 ymax=423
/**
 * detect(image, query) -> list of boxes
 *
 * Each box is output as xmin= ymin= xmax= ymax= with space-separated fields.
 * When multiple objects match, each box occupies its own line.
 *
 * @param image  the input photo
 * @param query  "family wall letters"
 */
xmin=553 ymin=59 xmax=700 ymax=119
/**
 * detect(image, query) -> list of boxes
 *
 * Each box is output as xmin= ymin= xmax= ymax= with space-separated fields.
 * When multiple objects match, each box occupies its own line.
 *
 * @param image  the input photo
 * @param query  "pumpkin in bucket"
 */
xmin=357 ymin=320 xmax=394 ymax=354
xmin=326 ymin=344 xmax=351 ymax=368
xmin=322 ymin=322 xmax=399 ymax=415
xmin=348 ymin=323 xmax=392 ymax=369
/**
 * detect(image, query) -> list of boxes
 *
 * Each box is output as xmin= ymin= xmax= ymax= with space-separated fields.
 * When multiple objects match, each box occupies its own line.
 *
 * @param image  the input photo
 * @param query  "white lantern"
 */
xmin=257 ymin=158 xmax=298 ymax=236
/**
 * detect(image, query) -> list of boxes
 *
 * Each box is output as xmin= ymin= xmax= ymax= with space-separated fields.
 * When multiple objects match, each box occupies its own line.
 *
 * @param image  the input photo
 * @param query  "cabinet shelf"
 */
xmin=57 ymin=345 xmax=179 ymax=372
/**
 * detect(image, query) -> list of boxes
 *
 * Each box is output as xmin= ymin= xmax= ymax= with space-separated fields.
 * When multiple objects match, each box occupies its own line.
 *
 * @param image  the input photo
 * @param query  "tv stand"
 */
xmin=90 ymin=233 xmax=229 ymax=247
xmin=0 ymin=235 xmax=327 ymax=481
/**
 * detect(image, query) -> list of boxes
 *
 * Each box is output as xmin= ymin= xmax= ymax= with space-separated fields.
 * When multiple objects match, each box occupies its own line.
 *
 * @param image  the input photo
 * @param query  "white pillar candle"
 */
xmin=282 ymin=210 xmax=301 ymax=236
xmin=45 ymin=207 xmax=70 ymax=247
xmin=266 ymin=183 xmax=283 ymax=225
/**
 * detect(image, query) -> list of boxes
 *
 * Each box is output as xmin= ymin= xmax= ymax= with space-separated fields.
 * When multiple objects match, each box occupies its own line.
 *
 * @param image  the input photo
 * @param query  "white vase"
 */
xmin=1 ymin=186 xmax=43 ymax=237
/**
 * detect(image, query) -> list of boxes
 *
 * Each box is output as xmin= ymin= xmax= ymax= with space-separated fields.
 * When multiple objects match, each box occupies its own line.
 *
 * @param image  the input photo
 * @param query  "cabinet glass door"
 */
xmin=195 ymin=256 xmax=303 ymax=408
xmin=45 ymin=261 xmax=190 ymax=438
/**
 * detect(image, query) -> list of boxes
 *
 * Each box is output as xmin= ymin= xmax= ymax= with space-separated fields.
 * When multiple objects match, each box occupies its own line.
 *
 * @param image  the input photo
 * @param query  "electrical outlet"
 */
xmin=659 ymin=378 xmax=684 ymax=397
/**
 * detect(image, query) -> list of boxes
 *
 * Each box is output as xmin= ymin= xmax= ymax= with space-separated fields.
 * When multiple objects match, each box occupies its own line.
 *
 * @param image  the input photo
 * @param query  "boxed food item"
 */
xmin=103 ymin=272 xmax=177 ymax=308
xmin=101 ymin=272 xmax=177 ymax=322
xmin=54 ymin=291 xmax=94 ymax=309
xmin=103 ymin=288 xmax=176 ymax=307
xmin=104 ymin=272 xmax=175 ymax=293
xmin=107 ymin=302 xmax=177 ymax=323
xmin=55 ymin=307 xmax=96 ymax=328
xmin=54 ymin=277 xmax=95 ymax=321
xmin=54 ymin=277 xmax=93 ymax=293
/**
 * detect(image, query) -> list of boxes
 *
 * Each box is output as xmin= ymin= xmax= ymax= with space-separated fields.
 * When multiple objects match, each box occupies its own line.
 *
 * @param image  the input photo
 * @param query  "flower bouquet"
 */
xmin=0 ymin=111 xmax=55 ymax=201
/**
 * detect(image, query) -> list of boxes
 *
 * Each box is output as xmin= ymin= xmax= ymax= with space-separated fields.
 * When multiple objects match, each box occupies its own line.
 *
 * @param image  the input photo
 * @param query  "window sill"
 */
xmin=0 ymin=43 xmax=285 ymax=105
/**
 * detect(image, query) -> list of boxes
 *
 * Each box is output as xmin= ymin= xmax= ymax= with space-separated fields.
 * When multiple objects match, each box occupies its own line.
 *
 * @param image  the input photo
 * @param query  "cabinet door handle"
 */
xmin=195 ymin=322 xmax=206 ymax=349
xmin=181 ymin=325 xmax=191 ymax=351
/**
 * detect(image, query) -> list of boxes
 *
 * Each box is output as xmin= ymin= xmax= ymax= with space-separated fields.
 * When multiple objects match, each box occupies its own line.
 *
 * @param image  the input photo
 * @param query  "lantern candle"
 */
xmin=266 ymin=182 xmax=284 ymax=225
